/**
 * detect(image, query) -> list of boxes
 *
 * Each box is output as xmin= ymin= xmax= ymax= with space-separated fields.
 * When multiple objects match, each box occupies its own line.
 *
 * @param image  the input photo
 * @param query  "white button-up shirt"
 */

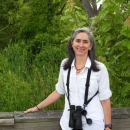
xmin=56 ymin=57 xmax=112 ymax=130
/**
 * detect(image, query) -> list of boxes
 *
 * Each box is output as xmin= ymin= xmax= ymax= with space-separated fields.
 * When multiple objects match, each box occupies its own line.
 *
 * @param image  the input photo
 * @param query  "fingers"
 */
xmin=24 ymin=109 xmax=31 ymax=114
xmin=24 ymin=107 xmax=38 ymax=114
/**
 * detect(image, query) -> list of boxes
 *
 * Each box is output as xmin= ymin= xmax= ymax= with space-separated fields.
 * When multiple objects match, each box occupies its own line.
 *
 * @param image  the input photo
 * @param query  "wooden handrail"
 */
xmin=0 ymin=108 xmax=130 ymax=130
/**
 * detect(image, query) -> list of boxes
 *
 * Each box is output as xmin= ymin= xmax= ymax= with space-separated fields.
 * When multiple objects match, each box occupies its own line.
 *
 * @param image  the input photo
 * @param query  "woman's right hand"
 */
xmin=24 ymin=106 xmax=39 ymax=114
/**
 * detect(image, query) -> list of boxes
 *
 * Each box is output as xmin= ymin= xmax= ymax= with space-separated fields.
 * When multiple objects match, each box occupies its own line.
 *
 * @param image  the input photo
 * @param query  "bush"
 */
xmin=0 ymin=42 xmax=67 ymax=111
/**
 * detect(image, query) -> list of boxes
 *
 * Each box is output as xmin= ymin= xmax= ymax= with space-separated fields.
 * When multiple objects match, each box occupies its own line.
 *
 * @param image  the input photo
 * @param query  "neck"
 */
xmin=75 ymin=55 xmax=88 ymax=65
xmin=74 ymin=56 xmax=88 ymax=74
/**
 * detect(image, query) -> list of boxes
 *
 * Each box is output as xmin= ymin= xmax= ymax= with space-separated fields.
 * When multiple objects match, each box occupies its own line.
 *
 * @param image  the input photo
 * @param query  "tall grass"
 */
xmin=0 ymin=42 xmax=67 ymax=112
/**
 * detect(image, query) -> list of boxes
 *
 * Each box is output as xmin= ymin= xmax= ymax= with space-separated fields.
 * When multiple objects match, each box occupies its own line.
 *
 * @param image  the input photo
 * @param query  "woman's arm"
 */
xmin=101 ymin=98 xmax=112 ymax=130
xmin=24 ymin=90 xmax=62 ymax=113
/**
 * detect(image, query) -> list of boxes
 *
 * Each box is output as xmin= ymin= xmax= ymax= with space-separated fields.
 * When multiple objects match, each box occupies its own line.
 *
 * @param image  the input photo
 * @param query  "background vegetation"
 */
xmin=0 ymin=0 xmax=130 ymax=112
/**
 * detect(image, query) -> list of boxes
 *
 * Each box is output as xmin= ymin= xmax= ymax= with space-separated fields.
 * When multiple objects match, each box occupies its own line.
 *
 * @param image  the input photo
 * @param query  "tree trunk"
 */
xmin=82 ymin=0 xmax=100 ymax=18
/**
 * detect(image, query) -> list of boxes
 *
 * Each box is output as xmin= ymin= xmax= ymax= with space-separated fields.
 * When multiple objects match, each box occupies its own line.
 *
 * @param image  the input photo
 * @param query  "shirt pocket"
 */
xmin=89 ymin=75 xmax=99 ymax=97
xmin=63 ymin=74 xmax=76 ymax=93
xmin=68 ymin=77 xmax=76 ymax=92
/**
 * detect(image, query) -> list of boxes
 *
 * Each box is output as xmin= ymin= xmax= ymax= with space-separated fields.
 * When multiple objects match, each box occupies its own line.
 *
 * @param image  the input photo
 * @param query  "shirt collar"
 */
xmin=71 ymin=57 xmax=91 ymax=69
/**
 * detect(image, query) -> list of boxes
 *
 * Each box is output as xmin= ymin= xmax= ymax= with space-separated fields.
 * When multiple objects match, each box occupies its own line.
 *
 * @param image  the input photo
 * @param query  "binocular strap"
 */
xmin=66 ymin=66 xmax=98 ymax=107
xmin=66 ymin=66 xmax=99 ymax=127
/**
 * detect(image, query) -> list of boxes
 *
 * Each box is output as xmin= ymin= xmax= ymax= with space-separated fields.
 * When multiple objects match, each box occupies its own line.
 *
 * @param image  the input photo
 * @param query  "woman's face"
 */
xmin=72 ymin=32 xmax=92 ymax=57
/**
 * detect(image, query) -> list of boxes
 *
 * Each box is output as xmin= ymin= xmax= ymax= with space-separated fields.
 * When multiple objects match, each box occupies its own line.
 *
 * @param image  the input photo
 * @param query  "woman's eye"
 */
xmin=83 ymin=40 xmax=88 ymax=43
xmin=76 ymin=40 xmax=80 ymax=42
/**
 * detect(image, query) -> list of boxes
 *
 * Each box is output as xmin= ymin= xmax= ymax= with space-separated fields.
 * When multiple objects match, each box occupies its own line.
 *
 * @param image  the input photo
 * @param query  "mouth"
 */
xmin=77 ymin=48 xmax=84 ymax=52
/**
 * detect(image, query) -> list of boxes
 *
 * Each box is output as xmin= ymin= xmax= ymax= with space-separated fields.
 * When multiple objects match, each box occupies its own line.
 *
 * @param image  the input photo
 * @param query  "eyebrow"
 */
xmin=75 ymin=39 xmax=89 ymax=42
xmin=83 ymin=40 xmax=88 ymax=42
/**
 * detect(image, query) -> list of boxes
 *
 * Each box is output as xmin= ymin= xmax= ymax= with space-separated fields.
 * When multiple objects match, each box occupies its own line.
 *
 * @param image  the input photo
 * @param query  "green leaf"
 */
xmin=115 ymin=0 xmax=124 ymax=3
xmin=98 ymin=10 xmax=108 ymax=20
xmin=122 ymin=39 xmax=130 ymax=49
xmin=104 ymin=33 xmax=112 ymax=44
xmin=74 ymin=6 xmax=82 ymax=10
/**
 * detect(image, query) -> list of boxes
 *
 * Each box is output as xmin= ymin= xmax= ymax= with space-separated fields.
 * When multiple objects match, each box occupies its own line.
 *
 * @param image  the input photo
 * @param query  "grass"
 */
xmin=0 ymin=42 xmax=66 ymax=112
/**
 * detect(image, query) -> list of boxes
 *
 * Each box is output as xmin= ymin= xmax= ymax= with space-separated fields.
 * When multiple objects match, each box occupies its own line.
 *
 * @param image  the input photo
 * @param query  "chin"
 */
xmin=76 ymin=53 xmax=87 ymax=57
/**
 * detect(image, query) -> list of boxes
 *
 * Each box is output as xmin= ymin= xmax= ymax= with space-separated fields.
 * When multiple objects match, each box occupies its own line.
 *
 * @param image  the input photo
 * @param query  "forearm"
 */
xmin=37 ymin=90 xmax=62 ymax=109
xmin=101 ymin=98 xmax=111 ymax=124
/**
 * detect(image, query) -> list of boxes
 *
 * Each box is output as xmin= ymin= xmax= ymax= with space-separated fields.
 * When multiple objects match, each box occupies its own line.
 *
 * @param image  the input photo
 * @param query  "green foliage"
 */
xmin=0 ymin=43 xmax=33 ymax=111
xmin=0 ymin=42 xmax=67 ymax=112
xmin=92 ymin=0 xmax=130 ymax=107
xmin=0 ymin=0 xmax=130 ymax=112
xmin=13 ymin=0 xmax=67 ymax=55
xmin=32 ymin=44 xmax=67 ymax=110
xmin=0 ymin=0 xmax=19 ymax=49
xmin=0 ymin=0 xmax=89 ymax=111
xmin=59 ymin=0 xmax=88 ymax=41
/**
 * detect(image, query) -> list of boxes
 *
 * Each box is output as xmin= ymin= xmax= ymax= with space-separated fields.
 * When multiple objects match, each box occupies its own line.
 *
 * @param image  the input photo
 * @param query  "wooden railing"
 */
xmin=0 ymin=108 xmax=130 ymax=130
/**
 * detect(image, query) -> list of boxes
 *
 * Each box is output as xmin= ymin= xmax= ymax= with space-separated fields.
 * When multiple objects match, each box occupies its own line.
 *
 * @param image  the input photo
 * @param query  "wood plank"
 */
xmin=0 ymin=126 xmax=15 ymax=130
xmin=0 ymin=119 xmax=14 ymax=126
xmin=14 ymin=111 xmax=62 ymax=123
xmin=0 ymin=108 xmax=130 ymax=130
xmin=112 ymin=108 xmax=130 ymax=119
xmin=0 ymin=112 xmax=14 ymax=119
xmin=14 ymin=121 xmax=61 ymax=130
xmin=112 ymin=118 xmax=130 ymax=130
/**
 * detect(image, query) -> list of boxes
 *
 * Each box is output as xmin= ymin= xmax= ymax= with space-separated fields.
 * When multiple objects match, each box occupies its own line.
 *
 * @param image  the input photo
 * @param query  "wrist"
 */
xmin=105 ymin=124 xmax=112 ymax=129
xmin=105 ymin=128 xmax=111 ymax=130
xmin=36 ymin=105 xmax=40 ymax=111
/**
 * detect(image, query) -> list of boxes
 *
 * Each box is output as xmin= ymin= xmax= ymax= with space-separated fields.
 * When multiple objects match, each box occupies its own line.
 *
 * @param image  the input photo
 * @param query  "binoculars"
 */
xmin=69 ymin=105 xmax=83 ymax=129
xmin=69 ymin=105 xmax=92 ymax=130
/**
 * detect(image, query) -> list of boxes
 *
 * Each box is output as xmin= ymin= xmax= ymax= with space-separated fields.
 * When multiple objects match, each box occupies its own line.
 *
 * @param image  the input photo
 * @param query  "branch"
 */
xmin=0 ymin=24 xmax=9 ymax=32
xmin=92 ymin=0 xmax=98 ymax=15
xmin=56 ymin=4 xmax=66 ymax=15
xmin=97 ymin=4 xmax=102 ymax=13
xmin=81 ymin=0 xmax=95 ymax=18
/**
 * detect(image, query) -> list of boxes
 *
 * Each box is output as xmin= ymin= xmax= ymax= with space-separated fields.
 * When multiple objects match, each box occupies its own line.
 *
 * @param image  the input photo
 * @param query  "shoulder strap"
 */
xmin=84 ymin=67 xmax=98 ymax=108
xmin=66 ymin=66 xmax=98 ymax=108
xmin=84 ymin=67 xmax=92 ymax=106
xmin=66 ymin=67 xmax=71 ymax=106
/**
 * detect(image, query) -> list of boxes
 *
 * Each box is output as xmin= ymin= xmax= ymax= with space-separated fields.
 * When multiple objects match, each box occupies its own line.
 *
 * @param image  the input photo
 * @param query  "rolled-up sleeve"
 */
xmin=55 ymin=59 xmax=66 ymax=95
xmin=98 ymin=64 xmax=112 ymax=100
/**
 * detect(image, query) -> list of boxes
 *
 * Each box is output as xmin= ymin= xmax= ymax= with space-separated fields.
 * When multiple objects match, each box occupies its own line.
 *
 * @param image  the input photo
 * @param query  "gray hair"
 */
xmin=71 ymin=27 xmax=95 ymax=45
xmin=63 ymin=27 xmax=99 ymax=71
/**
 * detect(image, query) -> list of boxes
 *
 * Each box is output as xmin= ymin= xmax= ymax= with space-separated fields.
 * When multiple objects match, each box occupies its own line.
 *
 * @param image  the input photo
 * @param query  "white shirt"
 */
xmin=55 ymin=57 xmax=112 ymax=130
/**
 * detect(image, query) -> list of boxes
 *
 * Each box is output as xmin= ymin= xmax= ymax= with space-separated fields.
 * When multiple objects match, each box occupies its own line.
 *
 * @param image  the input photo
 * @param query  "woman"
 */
xmin=24 ymin=27 xmax=112 ymax=130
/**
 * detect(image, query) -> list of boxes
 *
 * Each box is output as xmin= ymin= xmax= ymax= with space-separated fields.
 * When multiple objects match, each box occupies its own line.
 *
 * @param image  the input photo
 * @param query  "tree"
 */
xmin=91 ymin=0 xmax=130 ymax=107
xmin=0 ymin=0 xmax=19 ymax=49
xmin=81 ymin=0 xmax=100 ymax=18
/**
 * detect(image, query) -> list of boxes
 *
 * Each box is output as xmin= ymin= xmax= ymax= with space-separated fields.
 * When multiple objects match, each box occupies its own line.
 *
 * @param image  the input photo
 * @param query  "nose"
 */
xmin=79 ymin=41 xmax=84 ymax=47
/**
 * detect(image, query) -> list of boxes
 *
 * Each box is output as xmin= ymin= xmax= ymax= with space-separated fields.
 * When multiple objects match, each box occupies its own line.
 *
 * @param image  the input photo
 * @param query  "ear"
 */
xmin=89 ymin=44 xmax=92 ymax=50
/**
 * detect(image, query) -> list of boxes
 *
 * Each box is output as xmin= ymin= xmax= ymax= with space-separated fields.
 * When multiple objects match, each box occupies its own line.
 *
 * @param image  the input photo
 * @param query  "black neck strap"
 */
xmin=66 ymin=66 xmax=98 ymax=108
xmin=66 ymin=67 xmax=71 ymax=106
xmin=84 ymin=67 xmax=92 ymax=106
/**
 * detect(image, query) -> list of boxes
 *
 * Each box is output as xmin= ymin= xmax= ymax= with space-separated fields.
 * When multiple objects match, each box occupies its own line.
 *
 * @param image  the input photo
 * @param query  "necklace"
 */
xmin=75 ymin=65 xmax=85 ymax=73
